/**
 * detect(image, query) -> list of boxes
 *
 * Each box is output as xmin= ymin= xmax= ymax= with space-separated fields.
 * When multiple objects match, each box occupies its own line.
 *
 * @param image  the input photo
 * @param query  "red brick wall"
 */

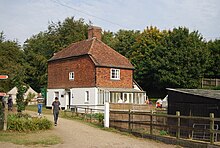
xmin=48 ymin=56 xmax=96 ymax=89
xmin=96 ymin=67 xmax=133 ymax=88
xmin=88 ymin=27 xmax=102 ymax=40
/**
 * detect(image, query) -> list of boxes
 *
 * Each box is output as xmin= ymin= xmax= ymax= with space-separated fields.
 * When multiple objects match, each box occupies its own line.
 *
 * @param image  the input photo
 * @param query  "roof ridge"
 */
xmin=88 ymin=38 xmax=96 ymax=54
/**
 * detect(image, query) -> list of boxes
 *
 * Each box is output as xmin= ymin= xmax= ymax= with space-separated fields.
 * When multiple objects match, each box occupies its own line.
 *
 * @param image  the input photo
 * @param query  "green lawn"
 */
xmin=25 ymin=105 xmax=52 ymax=114
xmin=0 ymin=130 xmax=62 ymax=146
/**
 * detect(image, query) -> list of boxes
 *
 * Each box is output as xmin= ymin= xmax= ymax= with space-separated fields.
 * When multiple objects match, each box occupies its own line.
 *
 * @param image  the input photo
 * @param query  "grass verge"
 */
xmin=25 ymin=105 xmax=52 ymax=114
xmin=0 ymin=130 xmax=62 ymax=146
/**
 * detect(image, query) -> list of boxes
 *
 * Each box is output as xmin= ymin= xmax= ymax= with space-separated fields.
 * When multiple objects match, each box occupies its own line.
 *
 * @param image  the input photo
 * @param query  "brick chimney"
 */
xmin=88 ymin=26 xmax=102 ymax=40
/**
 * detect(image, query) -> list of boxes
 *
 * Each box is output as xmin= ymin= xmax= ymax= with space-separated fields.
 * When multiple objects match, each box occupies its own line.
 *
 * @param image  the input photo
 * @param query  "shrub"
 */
xmin=7 ymin=114 xmax=52 ymax=132
xmin=93 ymin=113 xmax=104 ymax=123
xmin=160 ymin=130 xmax=168 ymax=136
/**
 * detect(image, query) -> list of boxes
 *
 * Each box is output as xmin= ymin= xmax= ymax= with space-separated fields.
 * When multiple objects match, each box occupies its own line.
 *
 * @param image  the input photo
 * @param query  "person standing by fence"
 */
xmin=52 ymin=97 xmax=61 ymax=126
xmin=37 ymin=93 xmax=44 ymax=116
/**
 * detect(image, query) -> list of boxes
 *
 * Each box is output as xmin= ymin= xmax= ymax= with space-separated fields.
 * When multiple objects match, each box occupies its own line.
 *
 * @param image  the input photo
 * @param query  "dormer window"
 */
xmin=111 ymin=69 xmax=120 ymax=80
xmin=69 ymin=72 xmax=74 ymax=80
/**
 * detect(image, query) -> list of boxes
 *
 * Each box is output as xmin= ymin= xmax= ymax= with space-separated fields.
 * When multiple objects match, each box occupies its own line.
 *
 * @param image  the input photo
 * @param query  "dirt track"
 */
xmin=48 ymin=113 xmax=175 ymax=148
xmin=1 ymin=112 xmax=176 ymax=148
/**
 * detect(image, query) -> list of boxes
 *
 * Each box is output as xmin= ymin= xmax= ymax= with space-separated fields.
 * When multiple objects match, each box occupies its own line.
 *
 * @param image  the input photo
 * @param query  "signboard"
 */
xmin=0 ymin=75 xmax=8 ymax=79
xmin=0 ymin=92 xmax=6 ymax=96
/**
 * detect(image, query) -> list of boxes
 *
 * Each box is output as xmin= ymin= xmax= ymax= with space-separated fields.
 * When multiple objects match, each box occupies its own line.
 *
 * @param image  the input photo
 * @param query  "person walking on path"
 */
xmin=37 ymin=93 xmax=44 ymax=116
xmin=52 ymin=97 xmax=61 ymax=126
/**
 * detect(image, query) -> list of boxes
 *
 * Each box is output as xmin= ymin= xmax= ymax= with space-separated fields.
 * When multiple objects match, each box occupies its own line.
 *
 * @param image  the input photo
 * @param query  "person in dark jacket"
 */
xmin=52 ymin=97 xmax=61 ymax=126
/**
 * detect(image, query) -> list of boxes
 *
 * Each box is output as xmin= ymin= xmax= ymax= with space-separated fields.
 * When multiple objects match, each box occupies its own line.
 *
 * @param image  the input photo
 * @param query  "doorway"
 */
xmin=123 ymin=93 xmax=133 ymax=103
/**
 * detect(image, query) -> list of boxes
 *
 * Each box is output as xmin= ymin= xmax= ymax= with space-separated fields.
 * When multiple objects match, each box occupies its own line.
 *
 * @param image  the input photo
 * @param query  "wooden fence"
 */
xmin=110 ymin=109 xmax=220 ymax=145
xmin=64 ymin=105 xmax=105 ymax=125
xmin=202 ymin=78 xmax=220 ymax=88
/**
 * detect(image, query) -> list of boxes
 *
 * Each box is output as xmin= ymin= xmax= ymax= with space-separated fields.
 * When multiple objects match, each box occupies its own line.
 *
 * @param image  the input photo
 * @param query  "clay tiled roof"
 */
xmin=49 ymin=38 xmax=134 ymax=69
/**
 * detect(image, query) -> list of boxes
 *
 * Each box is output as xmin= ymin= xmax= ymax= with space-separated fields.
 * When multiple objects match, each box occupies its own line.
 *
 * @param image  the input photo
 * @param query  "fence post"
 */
xmin=128 ymin=109 xmax=131 ymax=132
xmin=150 ymin=110 xmax=153 ymax=135
xmin=104 ymin=102 xmax=109 ymax=128
xmin=176 ymin=111 xmax=180 ymax=139
xmin=76 ymin=107 xmax=78 ymax=116
xmin=90 ymin=109 xmax=92 ymax=122
xmin=210 ymin=113 xmax=214 ymax=144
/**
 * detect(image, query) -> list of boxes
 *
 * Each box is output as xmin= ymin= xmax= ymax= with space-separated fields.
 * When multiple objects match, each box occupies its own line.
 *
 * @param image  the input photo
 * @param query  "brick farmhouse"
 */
xmin=47 ymin=26 xmax=146 ymax=108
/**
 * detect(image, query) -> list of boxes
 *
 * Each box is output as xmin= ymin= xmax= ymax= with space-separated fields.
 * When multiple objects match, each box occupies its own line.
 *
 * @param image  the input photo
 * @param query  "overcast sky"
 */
xmin=0 ymin=0 xmax=220 ymax=44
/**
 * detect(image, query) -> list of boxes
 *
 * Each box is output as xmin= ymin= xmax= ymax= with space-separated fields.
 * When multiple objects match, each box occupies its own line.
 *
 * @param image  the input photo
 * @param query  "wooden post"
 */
xmin=201 ymin=77 xmax=204 ymax=88
xmin=84 ymin=108 xmax=87 ymax=120
xmin=76 ymin=107 xmax=78 ymax=116
xmin=210 ymin=113 xmax=214 ymax=144
xmin=128 ymin=109 xmax=131 ymax=132
xmin=150 ymin=110 xmax=153 ymax=135
xmin=90 ymin=108 xmax=92 ymax=122
xmin=3 ymin=100 xmax=7 ymax=131
xmin=176 ymin=111 xmax=180 ymax=139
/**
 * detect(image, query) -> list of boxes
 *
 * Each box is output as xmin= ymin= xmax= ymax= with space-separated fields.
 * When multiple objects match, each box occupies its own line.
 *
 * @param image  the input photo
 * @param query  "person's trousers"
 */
xmin=38 ymin=104 xmax=42 ymax=114
xmin=53 ymin=112 xmax=59 ymax=124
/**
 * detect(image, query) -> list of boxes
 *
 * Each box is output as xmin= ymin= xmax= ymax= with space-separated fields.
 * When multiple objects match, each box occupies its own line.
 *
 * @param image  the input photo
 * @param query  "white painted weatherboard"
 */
xmin=47 ymin=89 xmax=66 ymax=108
xmin=70 ymin=87 xmax=98 ymax=105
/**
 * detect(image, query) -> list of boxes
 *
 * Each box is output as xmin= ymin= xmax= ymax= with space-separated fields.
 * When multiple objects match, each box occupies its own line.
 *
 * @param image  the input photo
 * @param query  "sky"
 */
xmin=0 ymin=0 xmax=220 ymax=44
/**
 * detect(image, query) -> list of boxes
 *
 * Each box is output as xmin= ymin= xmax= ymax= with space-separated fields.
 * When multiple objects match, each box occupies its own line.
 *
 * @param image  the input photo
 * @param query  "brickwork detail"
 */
xmin=96 ymin=67 xmax=133 ymax=88
xmin=48 ymin=56 xmax=96 ymax=89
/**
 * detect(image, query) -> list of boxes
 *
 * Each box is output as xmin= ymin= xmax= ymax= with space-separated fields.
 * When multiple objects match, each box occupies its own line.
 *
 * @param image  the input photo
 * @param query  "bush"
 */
xmin=93 ymin=113 xmax=104 ymax=123
xmin=160 ymin=130 xmax=168 ymax=136
xmin=7 ymin=114 xmax=52 ymax=132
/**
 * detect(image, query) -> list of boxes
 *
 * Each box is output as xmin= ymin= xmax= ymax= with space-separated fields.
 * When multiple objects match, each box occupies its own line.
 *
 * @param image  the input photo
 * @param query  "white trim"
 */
xmin=110 ymin=68 xmax=120 ymax=80
xmin=85 ymin=91 xmax=89 ymax=103
xmin=69 ymin=72 xmax=74 ymax=80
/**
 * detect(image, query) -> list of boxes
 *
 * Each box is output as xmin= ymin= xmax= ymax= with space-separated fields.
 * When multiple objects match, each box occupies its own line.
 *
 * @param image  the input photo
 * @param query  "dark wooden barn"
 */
xmin=167 ymin=88 xmax=220 ymax=117
xmin=167 ymin=88 xmax=220 ymax=140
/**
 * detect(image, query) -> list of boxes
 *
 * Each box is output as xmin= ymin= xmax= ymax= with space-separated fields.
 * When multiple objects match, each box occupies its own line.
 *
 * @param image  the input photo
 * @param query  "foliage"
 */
xmin=206 ymin=39 xmax=220 ymax=77
xmin=213 ymin=86 xmax=220 ymax=90
xmin=103 ymin=26 xmax=210 ymax=96
xmin=92 ymin=113 xmax=104 ymax=123
xmin=7 ymin=113 xmax=52 ymax=132
xmin=12 ymin=71 xmax=28 ymax=112
xmin=160 ymin=130 xmax=168 ymax=135
xmin=25 ymin=92 xmax=36 ymax=106
xmin=0 ymin=35 xmax=25 ymax=92
xmin=23 ymin=17 xmax=88 ymax=92
xmin=1 ymin=16 xmax=220 ymax=97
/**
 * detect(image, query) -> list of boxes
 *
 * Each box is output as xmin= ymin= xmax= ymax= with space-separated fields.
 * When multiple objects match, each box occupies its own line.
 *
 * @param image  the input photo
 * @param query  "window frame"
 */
xmin=110 ymin=68 xmax=120 ymax=80
xmin=69 ymin=72 xmax=74 ymax=80
xmin=85 ymin=91 xmax=89 ymax=103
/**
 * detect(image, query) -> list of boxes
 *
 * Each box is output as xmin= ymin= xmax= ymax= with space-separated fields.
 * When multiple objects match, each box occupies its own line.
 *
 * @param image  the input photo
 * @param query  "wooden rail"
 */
xmin=64 ymin=105 xmax=104 ymax=124
xmin=110 ymin=109 xmax=220 ymax=145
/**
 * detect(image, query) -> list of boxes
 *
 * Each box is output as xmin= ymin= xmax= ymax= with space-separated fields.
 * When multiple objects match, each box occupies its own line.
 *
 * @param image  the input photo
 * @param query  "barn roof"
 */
xmin=167 ymin=88 xmax=220 ymax=100
xmin=48 ymin=38 xmax=134 ymax=69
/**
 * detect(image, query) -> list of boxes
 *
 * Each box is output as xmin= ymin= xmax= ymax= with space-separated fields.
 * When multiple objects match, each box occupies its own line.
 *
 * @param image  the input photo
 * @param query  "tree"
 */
xmin=130 ymin=26 xmax=165 ymax=94
xmin=128 ymin=26 xmax=209 ymax=96
xmin=206 ymin=39 xmax=220 ymax=77
xmin=12 ymin=68 xmax=27 ymax=112
xmin=23 ymin=17 xmax=88 ymax=92
xmin=0 ymin=34 xmax=25 ymax=92
xmin=157 ymin=27 xmax=209 ymax=89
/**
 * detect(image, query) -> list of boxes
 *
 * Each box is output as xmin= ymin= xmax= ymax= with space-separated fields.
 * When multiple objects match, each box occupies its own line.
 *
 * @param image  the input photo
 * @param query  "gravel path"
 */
xmin=46 ymin=113 xmax=175 ymax=148
xmin=1 ymin=111 xmax=176 ymax=148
